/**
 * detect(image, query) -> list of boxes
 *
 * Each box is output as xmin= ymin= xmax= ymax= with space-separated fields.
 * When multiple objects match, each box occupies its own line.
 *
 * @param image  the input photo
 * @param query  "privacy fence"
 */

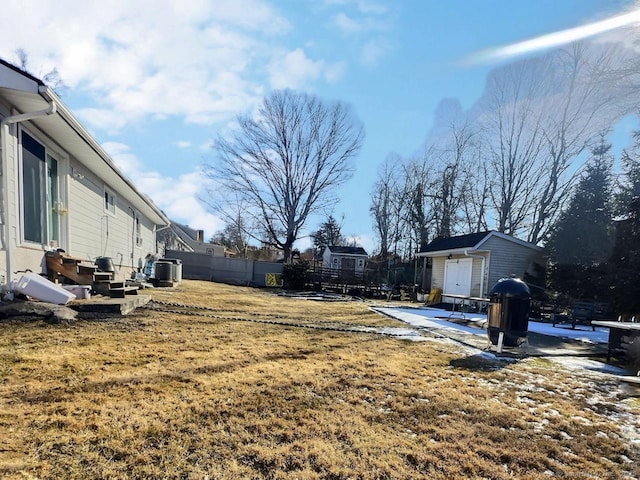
xmin=165 ymin=250 xmax=283 ymax=287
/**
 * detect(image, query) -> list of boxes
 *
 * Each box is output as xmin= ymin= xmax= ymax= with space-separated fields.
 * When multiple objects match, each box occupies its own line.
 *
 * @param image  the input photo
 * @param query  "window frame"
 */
xmin=104 ymin=187 xmax=116 ymax=216
xmin=18 ymin=129 xmax=64 ymax=247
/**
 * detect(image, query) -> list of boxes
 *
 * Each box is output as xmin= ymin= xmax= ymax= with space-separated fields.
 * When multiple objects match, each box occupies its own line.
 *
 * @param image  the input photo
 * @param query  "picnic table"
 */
xmin=591 ymin=320 xmax=640 ymax=366
xmin=441 ymin=293 xmax=489 ymax=321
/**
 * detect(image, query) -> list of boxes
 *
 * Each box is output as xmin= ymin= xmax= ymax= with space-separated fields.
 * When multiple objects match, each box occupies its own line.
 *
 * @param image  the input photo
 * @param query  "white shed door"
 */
xmin=443 ymin=258 xmax=473 ymax=296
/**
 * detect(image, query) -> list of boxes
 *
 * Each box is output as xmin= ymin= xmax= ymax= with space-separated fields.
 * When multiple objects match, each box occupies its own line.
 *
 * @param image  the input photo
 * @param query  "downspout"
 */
xmin=464 ymin=249 xmax=486 ymax=298
xmin=1 ymin=91 xmax=57 ymax=293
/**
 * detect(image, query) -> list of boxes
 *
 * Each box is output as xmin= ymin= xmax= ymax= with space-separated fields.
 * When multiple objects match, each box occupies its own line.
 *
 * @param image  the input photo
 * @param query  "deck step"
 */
xmin=93 ymin=272 xmax=113 ymax=282
xmin=108 ymin=286 xmax=139 ymax=298
xmin=78 ymin=264 xmax=98 ymax=275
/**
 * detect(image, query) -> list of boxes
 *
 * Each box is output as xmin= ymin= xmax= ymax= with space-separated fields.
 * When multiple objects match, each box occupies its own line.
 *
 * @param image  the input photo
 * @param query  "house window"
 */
xmin=20 ymin=131 xmax=60 ymax=245
xmin=135 ymin=216 xmax=142 ymax=247
xmin=104 ymin=188 xmax=116 ymax=215
xmin=358 ymin=259 xmax=364 ymax=267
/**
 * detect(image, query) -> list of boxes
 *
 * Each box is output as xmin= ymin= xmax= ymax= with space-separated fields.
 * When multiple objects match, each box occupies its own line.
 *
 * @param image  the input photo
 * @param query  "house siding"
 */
xmin=469 ymin=255 xmax=486 ymax=297
xmin=482 ymin=236 xmax=541 ymax=289
xmin=1 ymin=63 xmax=168 ymax=287
xmin=431 ymin=257 xmax=445 ymax=292
xmin=322 ymin=249 xmax=367 ymax=273
xmin=0 ymin=119 xmax=157 ymax=281
xmin=67 ymin=160 xmax=155 ymax=278
xmin=0 ymin=117 xmax=58 ymax=278
xmin=423 ymin=234 xmax=539 ymax=299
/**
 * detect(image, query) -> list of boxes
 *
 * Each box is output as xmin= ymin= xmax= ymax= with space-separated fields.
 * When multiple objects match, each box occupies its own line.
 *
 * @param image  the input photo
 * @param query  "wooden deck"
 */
xmin=68 ymin=294 xmax=151 ymax=316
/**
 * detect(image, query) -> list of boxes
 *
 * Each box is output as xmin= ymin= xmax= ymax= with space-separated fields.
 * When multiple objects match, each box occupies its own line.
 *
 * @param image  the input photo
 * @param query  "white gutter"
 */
xmin=464 ymin=249 xmax=486 ymax=298
xmin=0 ymin=86 xmax=56 ymax=293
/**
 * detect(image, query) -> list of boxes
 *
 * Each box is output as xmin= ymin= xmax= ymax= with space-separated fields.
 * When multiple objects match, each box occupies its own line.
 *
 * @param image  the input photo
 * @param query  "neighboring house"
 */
xmin=156 ymin=222 xmax=226 ymax=257
xmin=322 ymin=246 xmax=368 ymax=274
xmin=0 ymin=59 xmax=169 ymax=287
xmin=416 ymin=231 xmax=543 ymax=299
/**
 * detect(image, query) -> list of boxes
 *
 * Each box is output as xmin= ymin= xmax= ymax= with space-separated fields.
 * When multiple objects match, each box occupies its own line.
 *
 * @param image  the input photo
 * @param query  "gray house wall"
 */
xmin=166 ymin=250 xmax=283 ymax=287
xmin=0 ymin=115 xmax=157 ymax=281
xmin=0 ymin=60 xmax=169 ymax=287
xmin=482 ymin=236 xmax=542 ymax=289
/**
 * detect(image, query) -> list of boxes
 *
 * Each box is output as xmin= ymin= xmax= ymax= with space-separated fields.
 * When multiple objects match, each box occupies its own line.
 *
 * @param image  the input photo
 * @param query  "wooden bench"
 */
xmin=552 ymin=300 xmax=613 ymax=331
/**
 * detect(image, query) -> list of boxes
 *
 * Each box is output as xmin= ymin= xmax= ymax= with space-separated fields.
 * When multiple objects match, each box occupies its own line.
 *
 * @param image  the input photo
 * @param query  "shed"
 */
xmin=322 ymin=246 xmax=368 ymax=275
xmin=416 ymin=231 xmax=543 ymax=299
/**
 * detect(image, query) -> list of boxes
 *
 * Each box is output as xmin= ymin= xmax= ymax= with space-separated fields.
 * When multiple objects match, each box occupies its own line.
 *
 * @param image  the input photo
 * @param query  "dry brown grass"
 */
xmin=1 ymin=280 xmax=638 ymax=479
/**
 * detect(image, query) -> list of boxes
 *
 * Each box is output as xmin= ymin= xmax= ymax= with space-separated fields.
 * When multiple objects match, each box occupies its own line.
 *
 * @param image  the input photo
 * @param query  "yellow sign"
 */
xmin=265 ymin=273 xmax=283 ymax=287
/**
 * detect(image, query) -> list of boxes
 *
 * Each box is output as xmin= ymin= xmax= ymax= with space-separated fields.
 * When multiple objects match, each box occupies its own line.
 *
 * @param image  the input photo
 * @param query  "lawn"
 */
xmin=1 ymin=280 xmax=638 ymax=479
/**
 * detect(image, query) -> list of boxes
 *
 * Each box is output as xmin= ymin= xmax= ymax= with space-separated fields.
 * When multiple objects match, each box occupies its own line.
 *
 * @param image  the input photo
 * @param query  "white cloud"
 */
xmin=326 ymin=1 xmax=394 ymax=68
xmin=334 ymin=13 xmax=364 ymax=34
xmin=101 ymin=141 xmax=141 ymax=176
xmin=0 ymin=0 xmax=296 ymax=132
xmin=268 ymin=48 xmax=320 ymax=88
xmin=323 ymin=0 xmax=388 ymax=16
xmin=175 ymin=141 xmax=192 ymax=149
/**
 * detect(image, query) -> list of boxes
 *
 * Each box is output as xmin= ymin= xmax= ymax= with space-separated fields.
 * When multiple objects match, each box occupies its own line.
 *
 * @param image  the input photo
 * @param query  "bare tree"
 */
xmin=370 ymin=154 xmax=405 ymax=259
xmin=528 ymin=42 xmax=639 ymax=243
xmin=460 ymin=139 xmax=490 ymax=232
xmin=400 ymin=156 xmax=432 ymax=254
xmin=477 ymin=40 xmax=640 ymax=244
xmin=206 ymin=90 xmax=363 ymax=262
xmin=13 ymin=48 xmax=67 ymax=94
xmin=430 ymin=122 xmax=477 ymax=238
xmin=480 ymin=58 xmax=546 ymax=237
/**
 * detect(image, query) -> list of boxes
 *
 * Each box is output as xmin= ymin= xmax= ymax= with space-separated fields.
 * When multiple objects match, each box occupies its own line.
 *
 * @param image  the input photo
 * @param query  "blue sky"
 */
xmin=0 ymin=0 xmax=636 ymax=253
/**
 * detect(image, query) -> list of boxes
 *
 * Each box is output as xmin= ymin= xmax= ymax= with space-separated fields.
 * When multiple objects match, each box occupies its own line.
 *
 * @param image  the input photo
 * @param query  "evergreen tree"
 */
xmin=545 ymin=140 xmax=615 ymax=299
xmin=608 ymin=132 xmax=640 ymax=315
xmin=311 ymin=215 xmax=345 ymax=254
xmin=545 ymin=140 xmax=614 ymax=266
xmin=615 ymin=131 xmax=640 ymax=216
xmin=608 ymin=198 xmax=640 ymax=315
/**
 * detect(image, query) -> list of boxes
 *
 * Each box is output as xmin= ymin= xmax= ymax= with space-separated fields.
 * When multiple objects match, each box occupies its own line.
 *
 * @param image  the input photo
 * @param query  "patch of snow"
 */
xmin=550 ymin=357 xmax=627 ymax=375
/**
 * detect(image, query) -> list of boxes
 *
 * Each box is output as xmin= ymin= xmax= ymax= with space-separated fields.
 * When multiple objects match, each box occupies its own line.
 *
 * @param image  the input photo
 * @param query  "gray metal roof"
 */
xmin=326 ymin=245 xmax=368 ymax=256
xmin=418 ymin=230 xmax=541 ymax=256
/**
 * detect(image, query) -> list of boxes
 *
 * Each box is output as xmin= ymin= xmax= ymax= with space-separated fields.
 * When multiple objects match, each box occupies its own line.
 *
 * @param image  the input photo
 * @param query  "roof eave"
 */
xmin=37 ymin=86 xmax=169 ymax=226
xmin=474 ymin=231 xmax=542 ymax=251
xmin=416 ymin=248 xmax=488 ymax=257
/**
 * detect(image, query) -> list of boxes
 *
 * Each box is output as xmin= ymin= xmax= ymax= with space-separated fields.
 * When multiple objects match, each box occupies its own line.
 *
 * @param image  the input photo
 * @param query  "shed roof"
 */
xmin=417 ymin=230 xmax=540 ymax=256
xmin=326 ymin=245 xmax=368 ymax=256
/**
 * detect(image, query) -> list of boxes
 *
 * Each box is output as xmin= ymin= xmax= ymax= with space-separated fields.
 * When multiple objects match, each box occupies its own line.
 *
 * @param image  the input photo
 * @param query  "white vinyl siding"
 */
xmin=431 ymin=257 xmax=446 ymax=291
xmin=67 ymin=159 xmax=155 ymax=278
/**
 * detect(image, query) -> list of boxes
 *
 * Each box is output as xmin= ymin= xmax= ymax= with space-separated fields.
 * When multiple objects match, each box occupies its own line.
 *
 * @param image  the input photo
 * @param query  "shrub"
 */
xmin=281 ymin=261 xmax=309 ymax=290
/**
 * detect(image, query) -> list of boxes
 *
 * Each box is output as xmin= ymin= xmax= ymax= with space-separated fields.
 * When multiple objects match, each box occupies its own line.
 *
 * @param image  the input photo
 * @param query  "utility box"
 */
xmin=163 ymin=258 xmax=183 ymax=283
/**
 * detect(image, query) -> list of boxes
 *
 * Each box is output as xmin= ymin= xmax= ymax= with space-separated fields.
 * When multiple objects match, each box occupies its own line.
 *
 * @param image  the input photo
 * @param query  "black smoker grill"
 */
xmin=487 ymin=277 xmax=531 ymax=350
